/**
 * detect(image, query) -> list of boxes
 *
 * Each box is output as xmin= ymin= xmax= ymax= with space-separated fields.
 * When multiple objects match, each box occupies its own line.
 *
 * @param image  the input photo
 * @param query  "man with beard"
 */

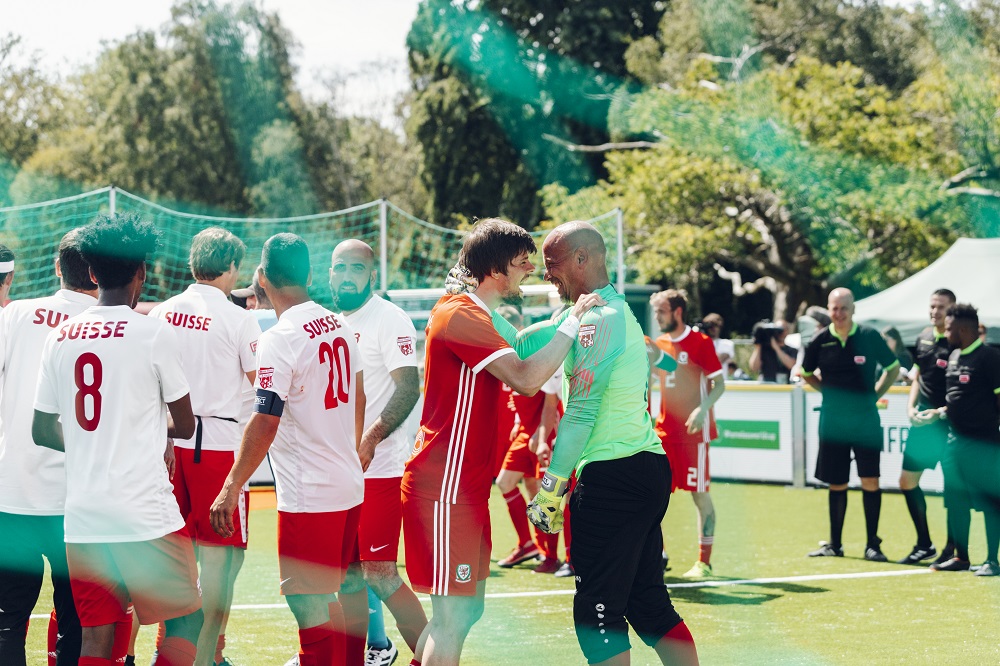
xmin=327 ymin=239 xmax=426 ymax=665
xmin=403 ymin=219 xmax=602 ymax=665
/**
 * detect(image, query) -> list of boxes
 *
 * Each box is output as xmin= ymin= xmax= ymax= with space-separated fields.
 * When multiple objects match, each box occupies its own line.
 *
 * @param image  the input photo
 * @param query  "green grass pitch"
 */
xmin=27 ymin=482 xmax=1000 ymax=664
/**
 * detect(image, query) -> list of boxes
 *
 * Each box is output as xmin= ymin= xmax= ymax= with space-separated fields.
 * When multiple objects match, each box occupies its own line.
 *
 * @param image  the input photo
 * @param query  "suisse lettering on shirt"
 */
xmin=55 ymin=320 xmax=128 ymax=342
xmin=163 ymin=312 xmax=212 ymax=331
xmin=32 ymin=308 xmax=72 ymax=329
xmin=302 ymin=314 xmax=342 ymax=339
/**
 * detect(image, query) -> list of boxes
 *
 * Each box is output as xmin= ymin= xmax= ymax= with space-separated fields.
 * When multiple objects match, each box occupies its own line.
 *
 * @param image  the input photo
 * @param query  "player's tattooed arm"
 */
xmin=358 ymin=366 xmax=419 ymax=471
xmin=32 ymin=410 xmax=64 ymax=452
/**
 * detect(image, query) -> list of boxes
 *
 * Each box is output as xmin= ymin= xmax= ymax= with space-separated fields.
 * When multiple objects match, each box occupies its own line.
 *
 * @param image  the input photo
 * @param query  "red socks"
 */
xmin=385 ymin=585 xmax=428 ymax=652
xmin=112 ymin=615 xmax=133 ymax=663
xmin=502 ymin=488 xmax=533 ymax=546
xmin=534 ymin=531 xmax=560 ymax=560
xmin=655 ymin=622 xmax=698 ymax=666
xmin=298 ymin=621 xmax=336 ymax=666
xmin=215 ymin=634 xmax=226 ymax=664
xmin=47 ymin=609 xmax=58 ymax=666
xmin=698 ymin=537 xmax=714 ymax=565
xmin=152 ymin=637 xmax=197 ymax=666
xmin=339 ymin=590 xmax=369 ymax=666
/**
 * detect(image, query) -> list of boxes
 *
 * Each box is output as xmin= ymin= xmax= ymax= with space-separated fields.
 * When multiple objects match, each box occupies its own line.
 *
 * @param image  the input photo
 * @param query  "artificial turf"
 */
xmin=27 ymin=482 xmax=1000 ymax=664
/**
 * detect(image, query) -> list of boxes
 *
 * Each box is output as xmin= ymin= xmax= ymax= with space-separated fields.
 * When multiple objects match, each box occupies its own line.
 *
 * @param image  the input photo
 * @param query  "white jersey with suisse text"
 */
xmin=342 ymin=295 xmax=418 ymax=479
xmin=255 ymin=301 xmax=364 ymax=513
xmin=34 ymin=306 xmax=190 ymax=543
xmin=0 ymin=290 xmax=97 ymax=515
xmin=149 ymin=284 xmax=260 ymax=452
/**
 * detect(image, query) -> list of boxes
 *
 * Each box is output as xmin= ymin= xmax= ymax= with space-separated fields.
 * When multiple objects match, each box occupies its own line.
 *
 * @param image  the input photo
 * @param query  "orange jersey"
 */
xmin=402 ymin=294 xmax=515 ymax=504
xmin=653 ymin=327 xmax=723 ymax=446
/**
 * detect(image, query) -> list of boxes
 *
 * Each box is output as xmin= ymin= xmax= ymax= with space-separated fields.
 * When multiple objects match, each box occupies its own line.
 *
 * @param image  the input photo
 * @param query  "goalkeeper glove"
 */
xmin=527 ymin=472 xmax=569 ymax=534
xmin=445 ymin=263 xmax=478 ymax=295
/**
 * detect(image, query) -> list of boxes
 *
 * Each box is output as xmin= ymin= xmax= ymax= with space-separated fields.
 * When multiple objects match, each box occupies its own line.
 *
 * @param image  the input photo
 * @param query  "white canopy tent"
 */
xmin=854 ymin=238 xmax=1000 ymax=345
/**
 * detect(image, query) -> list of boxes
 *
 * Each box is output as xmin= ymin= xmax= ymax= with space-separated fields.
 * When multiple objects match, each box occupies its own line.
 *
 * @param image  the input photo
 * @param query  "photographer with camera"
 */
xmin=749 ymin=320 xmax=797 ymax=383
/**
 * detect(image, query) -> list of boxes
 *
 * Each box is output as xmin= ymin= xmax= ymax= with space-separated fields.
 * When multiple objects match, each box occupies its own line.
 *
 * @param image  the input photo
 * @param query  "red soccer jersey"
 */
xmin=402 ymin=294 xmax=515 ymax=504
xmin=654 ymin=326 xmax=723 ymax=446
xmin=493 ymin=383 xmax=517 ymax=476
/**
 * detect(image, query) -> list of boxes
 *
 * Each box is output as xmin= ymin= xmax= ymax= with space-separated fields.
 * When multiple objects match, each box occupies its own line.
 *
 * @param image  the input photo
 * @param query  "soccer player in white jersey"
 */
xmin=0 ymin=231 xmax=94 ymax=665
xmin=32 ymin=214 xmax=203 ymax=666
xmin=210 ymin=233 xmax=365 ymax=666
xmin=330 ymin=239 xmax=425 ymax=666
xmin=148 ymin=228 xmax=261 ymax=666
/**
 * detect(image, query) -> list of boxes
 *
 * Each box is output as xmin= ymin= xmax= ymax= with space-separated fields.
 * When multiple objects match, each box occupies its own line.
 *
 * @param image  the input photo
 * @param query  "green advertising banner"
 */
xmin=715 ymin=420 xmax=781 ymax=450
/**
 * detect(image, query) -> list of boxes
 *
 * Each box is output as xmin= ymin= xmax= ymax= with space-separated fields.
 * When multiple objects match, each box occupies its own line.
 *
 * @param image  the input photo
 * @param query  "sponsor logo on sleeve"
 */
xmin=250 ymin=340 xmax=257 ymax=353
xmin=854 ymin=355 xmax=866 ymax=365
xmin=936 ymin=358 xmax=948 ymax=368
xmin=397 ymin=336 xmax=414 ymax=356
xmin=259 ymin=367 xmax=274 ymax=389
xmin=455 ymin=564 xmax=472 ymax=583
xmin=959 ymin=373 xmax=970 ymax=384
xmin=579 ymin=324 xmax=596 ymax=348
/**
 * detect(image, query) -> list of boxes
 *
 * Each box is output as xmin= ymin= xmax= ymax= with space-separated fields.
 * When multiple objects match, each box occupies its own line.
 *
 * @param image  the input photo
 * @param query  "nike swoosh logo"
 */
xmin=370 ymin=544 xmax=389 ymax=552
xmin=280 ymin=577 xmax=293 ymax=585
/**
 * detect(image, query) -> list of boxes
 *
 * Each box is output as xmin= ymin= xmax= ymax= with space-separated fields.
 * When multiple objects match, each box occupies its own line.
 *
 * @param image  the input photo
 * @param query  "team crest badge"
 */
xmin=259 ymin=367 xmax=274 ymax=390
xmin=455 ymin=564 xmax=472 ymax=583
xmin=854 ymin=356 xmax=866 ymax=365
xmin=579 ymin=325 xmax=597 ymax=348
xmin=959 ymin=374 xmax=970 ymax=384
xmin=397 ymin=336 xmax=414 ymax=356
xmin=678 ymin=351 xmax=689 ymax=364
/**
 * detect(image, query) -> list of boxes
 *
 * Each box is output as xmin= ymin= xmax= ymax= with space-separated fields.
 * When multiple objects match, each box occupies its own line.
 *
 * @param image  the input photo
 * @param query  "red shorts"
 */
xmin=66 ymin=529 xmax=201 ymax=627
xmin=359 ymin=477 xmax=403 ymax=562
xmin=172 ymin=447 xmax=248 ymax=549
xmin=277 ymin=506 xmax=361 ymax=596
xmin=402 ymin=493 xmax=490 ymax=597
xmin=501 ymin=431 xmax=541 ymax=478
xmin=662 ymin=439 xmax=711 ymax=493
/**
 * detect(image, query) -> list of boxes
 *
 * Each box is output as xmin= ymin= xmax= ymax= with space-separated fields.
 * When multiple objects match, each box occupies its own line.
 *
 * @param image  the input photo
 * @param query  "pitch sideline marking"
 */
xmin=30 ymin=568 xmax=933 ymax=618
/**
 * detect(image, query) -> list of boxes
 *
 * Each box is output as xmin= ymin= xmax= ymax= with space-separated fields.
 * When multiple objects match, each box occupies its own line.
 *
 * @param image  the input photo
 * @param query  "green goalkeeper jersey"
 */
xmin=492 ymin=283 xmax=665 ymax=478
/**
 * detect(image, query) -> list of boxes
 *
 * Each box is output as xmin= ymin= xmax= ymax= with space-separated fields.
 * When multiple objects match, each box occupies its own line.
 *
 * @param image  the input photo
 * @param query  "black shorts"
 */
xmin=568 ymin=451 xmax=682 ymax=663
xmin=816 ymin=410 xmax=882 ymax=485
xmin=943 ymin=435 xmax=1000 ymax=513
xmin=902 ymin=419 xmax=948 ymax=472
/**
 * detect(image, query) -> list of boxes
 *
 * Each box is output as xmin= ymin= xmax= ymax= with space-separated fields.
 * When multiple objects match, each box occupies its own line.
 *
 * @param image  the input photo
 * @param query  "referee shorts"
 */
xmin=902 ymin=419 xmax=947 ymax=472
xmin=568 ymin=451 xmax=683 ymax=664
xmin=815 ymin=409 xmax=882 ymax=485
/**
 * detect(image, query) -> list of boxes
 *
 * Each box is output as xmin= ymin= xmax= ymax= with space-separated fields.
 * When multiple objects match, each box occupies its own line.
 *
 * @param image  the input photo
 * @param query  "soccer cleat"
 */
xmin=933 ymin=543 xmax=955 ymax=565
xmin=533 ymin=557 xmax=562 ymax=574
xmin=864 ymin=544 xmax=889 ymax=563
xmin=554 ymin=561 xmax=575 ymax=578
xmin=497 ymin=542 xmax=541 ymax=568
xmin=807 ymin=541 xmax=844 ymax=557
xmin=897 ymin=545 xmax=937 ymax=565
xmin=930 ymin=557 xmax=971 ymax=572
xmin=215 ymin=659 xmax=239 ymax=666
xmin=662 ymin=553 xmax=671 ymax=572
xmin=974 ymin=561 xmax=1000 ymax=577
xmin=283 ymin=655 xmax=300 ymax=666
xmin=365 ymin=638 xmax=399 ymax=666
xmin=682 ymin=561 xmax=713 ymax=578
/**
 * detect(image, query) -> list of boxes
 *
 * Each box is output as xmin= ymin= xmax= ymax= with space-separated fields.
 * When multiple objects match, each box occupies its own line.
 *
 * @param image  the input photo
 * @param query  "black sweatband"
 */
xmin=253 ymin=389 xmax=285 ymax=417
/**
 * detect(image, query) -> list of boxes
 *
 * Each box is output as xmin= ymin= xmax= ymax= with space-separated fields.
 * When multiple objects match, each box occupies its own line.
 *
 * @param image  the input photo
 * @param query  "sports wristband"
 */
xmin=540 ymin=472 xmax=570 ymax=497
xmin=557 ymin=314 xmax=581 ymax=340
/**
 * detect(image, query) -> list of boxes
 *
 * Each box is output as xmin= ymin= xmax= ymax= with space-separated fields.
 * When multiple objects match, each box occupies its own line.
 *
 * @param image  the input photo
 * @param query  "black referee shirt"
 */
xmin=945 ymin=339 xmax=1000 ymax=443
xmin=802 ymin=323 xmax=899 ymax=415
xmin=913 ymin=327 xmax=951 ymax=409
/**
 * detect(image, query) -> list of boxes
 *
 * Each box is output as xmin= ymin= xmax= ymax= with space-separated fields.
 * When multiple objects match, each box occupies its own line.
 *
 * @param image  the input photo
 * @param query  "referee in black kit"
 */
xmin=898 ymin=288 xmax=956 ymax=565
xmin=927 ymin=303 xmax=1000 ymax=575
xmin=801 ymin=288 xmax=900 ymax=561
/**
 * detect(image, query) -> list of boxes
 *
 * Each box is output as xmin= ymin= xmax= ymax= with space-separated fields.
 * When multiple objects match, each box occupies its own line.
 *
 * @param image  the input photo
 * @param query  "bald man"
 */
xmin=801 ymin=288 xmax=900 ymax=560
xmin=526 ymin=222 xmax=696 ymax=666
xmin=328 ymin=240 xmax=426 ymax=665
